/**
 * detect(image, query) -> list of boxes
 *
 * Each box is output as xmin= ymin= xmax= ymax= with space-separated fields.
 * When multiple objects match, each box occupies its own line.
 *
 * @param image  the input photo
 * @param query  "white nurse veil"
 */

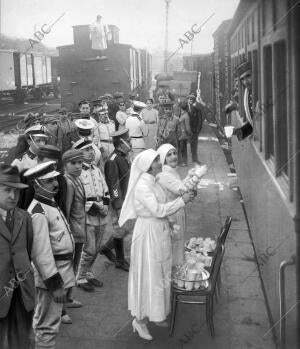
xmin=156 ymin=143 xmax=176 ymax=165
xmin=118 ymin=149 xmax=159 ymax=226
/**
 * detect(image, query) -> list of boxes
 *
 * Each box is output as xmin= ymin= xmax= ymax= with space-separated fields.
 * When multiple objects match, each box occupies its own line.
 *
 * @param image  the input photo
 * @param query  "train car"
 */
xmin=57 ymin=24 xmax=152 ymax=110
xmin=0 ymin=49 xmax=57 ymax=103
xmin=214 ymin=1 xmax=300 ymax=347
xmin=153 ymin=70 xmax=198 ymax=102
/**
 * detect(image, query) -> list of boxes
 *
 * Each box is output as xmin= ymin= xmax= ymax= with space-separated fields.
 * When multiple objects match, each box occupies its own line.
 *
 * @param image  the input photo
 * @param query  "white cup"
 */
xmin=224 ymin=126 xmax=234 ymax=138
xmin=185 ymin=281 xmax=194 ymax=290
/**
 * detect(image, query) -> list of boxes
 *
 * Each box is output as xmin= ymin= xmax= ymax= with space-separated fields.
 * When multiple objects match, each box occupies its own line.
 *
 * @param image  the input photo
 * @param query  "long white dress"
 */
xmin=141 ymin=108 xmax=159 ymax=149
xmin=157 ymin=165 xmax=187 ymax=266
xmin=128 ymin=172 xmax=185 ymax=322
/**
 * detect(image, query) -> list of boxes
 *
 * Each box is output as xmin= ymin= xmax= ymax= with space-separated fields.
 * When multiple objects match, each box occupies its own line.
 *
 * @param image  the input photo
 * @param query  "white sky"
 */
xmin=1 ymin=0 xmax=239 ymax=54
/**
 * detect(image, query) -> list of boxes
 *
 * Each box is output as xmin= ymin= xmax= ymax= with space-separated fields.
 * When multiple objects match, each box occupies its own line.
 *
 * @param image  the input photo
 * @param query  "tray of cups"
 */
xmin=185 ymin=237 xmax=216 ymax=253
xmin=173 ymin=269 xmax=210 ymax=291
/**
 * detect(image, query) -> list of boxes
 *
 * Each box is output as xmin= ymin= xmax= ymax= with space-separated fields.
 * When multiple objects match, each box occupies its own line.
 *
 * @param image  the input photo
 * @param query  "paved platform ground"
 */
xmin=56 ymin=122 xmax=276 ymax=349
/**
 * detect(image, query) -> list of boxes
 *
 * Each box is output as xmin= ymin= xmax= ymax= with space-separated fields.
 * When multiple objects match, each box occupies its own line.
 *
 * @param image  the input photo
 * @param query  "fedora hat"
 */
xmin=0 ymin=165 xmax=28 ymax=189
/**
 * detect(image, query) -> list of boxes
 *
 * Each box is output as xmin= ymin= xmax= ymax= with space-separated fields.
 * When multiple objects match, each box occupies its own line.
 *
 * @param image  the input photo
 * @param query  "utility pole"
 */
xmin=164 ymin=0 xmax=171 ymax=72
xmin=0 ymin=0 xmax=2 ymax=44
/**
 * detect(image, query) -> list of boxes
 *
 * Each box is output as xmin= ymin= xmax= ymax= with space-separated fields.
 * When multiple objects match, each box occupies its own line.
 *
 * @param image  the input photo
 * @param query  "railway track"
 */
xmin=0 ymin=103 xmax=61 ymax=133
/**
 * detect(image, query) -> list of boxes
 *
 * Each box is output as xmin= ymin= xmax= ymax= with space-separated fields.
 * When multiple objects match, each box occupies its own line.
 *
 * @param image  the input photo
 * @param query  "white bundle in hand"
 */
xmin=183 ymin=164 xmax=208 ymax=191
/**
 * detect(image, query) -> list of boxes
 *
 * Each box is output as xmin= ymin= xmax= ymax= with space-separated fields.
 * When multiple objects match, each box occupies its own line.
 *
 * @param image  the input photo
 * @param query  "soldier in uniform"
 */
xmin=74 ymin=118 xmax=106 ymax=167
xmin=43 ymin=114 xmax=78 ymax=154
xmin=125 ymin=101 xmax=148 ymax=158
xmin=78 ymin=100 xmax=101 ymax=144
xmin=11 ymin=125 xmax=48 ymax=173
xmin=102 ymin=129 xmax=132 ymax=272
xmin=72 ymin=138 xmax=110 ymax=292
xmin=24 ymin=161 xmax=75 ymax=349
xmin=232 ymin=61 xmax=254 ymax=140
xmin=97 ymin=110 xmax=116 ymax=155
xmin=156 ymin=101 xmax=179 ymax=150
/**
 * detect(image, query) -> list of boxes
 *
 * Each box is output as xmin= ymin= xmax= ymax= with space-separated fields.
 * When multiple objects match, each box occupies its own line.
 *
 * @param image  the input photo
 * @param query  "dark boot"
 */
xmin=114 ymin=238 xmax=130 ymax=272
xmin=99 ymin=237 xmax=116 ymax=263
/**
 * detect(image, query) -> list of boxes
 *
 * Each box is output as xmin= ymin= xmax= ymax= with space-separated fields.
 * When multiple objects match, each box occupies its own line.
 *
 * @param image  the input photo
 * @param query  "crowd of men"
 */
xmin=0 ymin=90 xmax=205 ymax=349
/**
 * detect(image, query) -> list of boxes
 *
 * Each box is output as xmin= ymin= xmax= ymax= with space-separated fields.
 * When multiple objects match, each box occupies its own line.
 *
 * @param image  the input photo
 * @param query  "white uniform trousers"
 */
xmin=33 ymin=287 xmax=64 ymax=349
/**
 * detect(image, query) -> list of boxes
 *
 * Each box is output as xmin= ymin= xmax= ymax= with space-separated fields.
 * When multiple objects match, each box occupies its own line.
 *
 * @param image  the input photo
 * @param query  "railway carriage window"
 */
xmin=274 ymin=41 xmax=288 ymax=176
xmin=263 ymin=45 xmax=274 ymax=158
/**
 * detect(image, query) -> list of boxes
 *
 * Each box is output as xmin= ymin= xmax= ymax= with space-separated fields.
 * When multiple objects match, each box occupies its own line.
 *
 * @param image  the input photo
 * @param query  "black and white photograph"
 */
xmin=0 ymin=0 xmax=299 ymax=348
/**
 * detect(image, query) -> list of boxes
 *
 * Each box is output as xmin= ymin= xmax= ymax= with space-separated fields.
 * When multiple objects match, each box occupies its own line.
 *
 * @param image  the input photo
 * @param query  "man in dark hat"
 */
xmin=232 ymin=60 xmax=254 ymax=140
xmin=24 ymin=161 xmax=75 ymax=348
xmin=186 ymin=93 xmax=204 ymax=164
xmin=108 ymin=92 xmax=124 ymax=130
xmin=156 ymin=101 xmax=179 ymax=149
xmin=0 ymin=165 xmax=35 ymax=349
xmin=103 ymin=129 xmax=132 ymax=271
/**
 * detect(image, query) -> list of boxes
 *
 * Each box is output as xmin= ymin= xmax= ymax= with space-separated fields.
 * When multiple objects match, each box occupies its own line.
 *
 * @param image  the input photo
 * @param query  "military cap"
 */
xmin=38 ymin=145 xmax=61 ymax=159
xmin=110 ymin=128 xmax=129 ymax=140
xmin=133 ymin=101 xmax=146 ymax=108
xmin=72 ymin=138 xmax=93 ymax=150
xmin=24 ymin=161 xmax=60 ymax=180
xmin=129 ymin=94 xmax=136 ymax=99
xmin=92 ymin=99 xmax=102 ymax=106
xmin=236 ymin=61 xmax=251 ymax=79
xmin=25 ymin=125 xmax=48 ymax=137
xmin=24 ymin=113 xmax=42 ymax=128
xmin=104 ymin=93 xmax=113 ymax=99
xmin=62 ymin=149 xmax=84 ymax=163
xmin=186 ymin=94 xmax=196 ymax=100
xmin=74 ymin=119 xmax=94 ymax=137
xmin=113 ymin=92 xmax=124 ymax=99
xmin=43 ymin=114 xmax=59 ymax=124
xmin=78 ymin=99 xmax=90 ymax=107
xmin=161 ymin=102 xmax=174 ymax=108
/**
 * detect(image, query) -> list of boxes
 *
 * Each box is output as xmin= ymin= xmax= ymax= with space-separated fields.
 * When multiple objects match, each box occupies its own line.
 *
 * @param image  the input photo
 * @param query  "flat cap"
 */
xmin=43 ymin=115 xmax=59 ymax=124
xmin=24 ymin=161 xmax=60 ymax=180
xmin=62 ymin=149 xmax=84 ymax=163
xmin=38 ymin=145 xmax=61 ymax=159
xmin=186 ymin=94 xmax=196 ymax=100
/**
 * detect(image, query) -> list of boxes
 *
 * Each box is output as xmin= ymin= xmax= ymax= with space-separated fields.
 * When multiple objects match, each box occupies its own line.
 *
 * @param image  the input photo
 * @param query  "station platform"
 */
xmin=56 ymin=122 xmax=276 ymax=349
